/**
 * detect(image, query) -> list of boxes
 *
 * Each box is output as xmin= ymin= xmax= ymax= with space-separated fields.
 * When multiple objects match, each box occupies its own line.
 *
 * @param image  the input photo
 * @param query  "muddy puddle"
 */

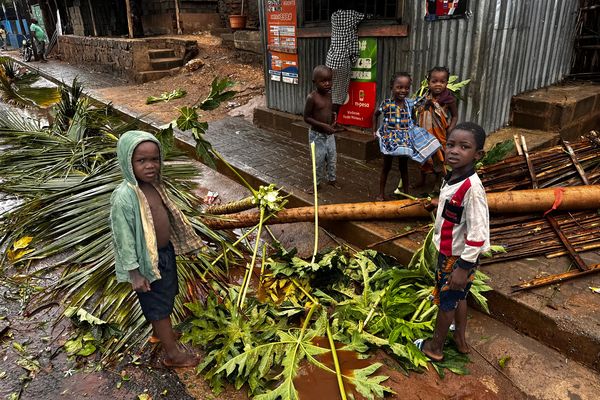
xmin=294 ymin=337 xmax=374 ymax=400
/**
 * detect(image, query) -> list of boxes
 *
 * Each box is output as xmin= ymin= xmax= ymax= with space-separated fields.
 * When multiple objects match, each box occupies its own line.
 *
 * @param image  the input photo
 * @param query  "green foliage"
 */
xmin=0 ymin=78 xmax=238 ymax=361
xmin=407 ymin=227 xmax=437 ymax=279
xmin=182 ymin=240 xmax=492 ymax=398
xmin=498 ymin=355 xmax=511 ymax=369
xmin=430 ymin=348 xmax=470 ymax=378
xmin=197 ymin=77 xmax=237 ymax=111
xmin=183 ymin=295 xmax=391 ymax=399
xmin=253 ymin=184 xmax=287 ymax=213
xmin=170 ymin=77 xmax=237 ymax=168
xmin=181 ymin=291 xmax=284 ymax=393
xmin=416 ymin=75 xmax=471 ymax=100
xmin=146 ymin=88 xmax=187 ymax=104
xmin=477 ymin=140 xmax=515 ymax=168
xmin=64 ymin=307 xmax=119 ymax=357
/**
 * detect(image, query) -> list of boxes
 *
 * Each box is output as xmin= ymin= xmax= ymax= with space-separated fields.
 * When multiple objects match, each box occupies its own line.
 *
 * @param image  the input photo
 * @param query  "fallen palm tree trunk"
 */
xmin=205 ymin=195 xmax=254 ymax=215
xmin=203 ymin=186 xmax=600 ymax=230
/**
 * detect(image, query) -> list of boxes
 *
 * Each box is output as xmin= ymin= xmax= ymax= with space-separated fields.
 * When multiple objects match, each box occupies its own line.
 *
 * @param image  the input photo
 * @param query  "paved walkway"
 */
xmin=12 ymin=55 xmax=432 ymax=205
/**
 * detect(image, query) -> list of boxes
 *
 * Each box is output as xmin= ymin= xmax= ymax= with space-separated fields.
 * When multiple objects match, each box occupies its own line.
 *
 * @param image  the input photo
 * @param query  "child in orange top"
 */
xmin=414 ymin=66 xmax=458 ymax=187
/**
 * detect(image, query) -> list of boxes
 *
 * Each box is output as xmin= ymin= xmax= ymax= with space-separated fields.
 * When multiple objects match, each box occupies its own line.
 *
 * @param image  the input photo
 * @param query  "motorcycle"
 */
xmin=21 ymin=37 xmax=33 ymax=62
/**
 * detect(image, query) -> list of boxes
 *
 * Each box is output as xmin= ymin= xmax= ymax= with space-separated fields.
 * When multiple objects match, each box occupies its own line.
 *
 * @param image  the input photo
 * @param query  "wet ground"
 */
xmin=1 ymin=48 xmax=600 ymax=399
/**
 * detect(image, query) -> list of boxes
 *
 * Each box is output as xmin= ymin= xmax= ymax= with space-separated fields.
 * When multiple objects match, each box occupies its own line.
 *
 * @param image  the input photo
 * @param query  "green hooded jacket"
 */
xmin=110 ymin=130 xmax=203 ymax=283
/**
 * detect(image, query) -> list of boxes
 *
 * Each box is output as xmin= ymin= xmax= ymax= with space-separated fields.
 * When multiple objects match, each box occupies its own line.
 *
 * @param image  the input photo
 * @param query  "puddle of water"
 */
xmin=294 ymin=336 xmax=373 ymax=400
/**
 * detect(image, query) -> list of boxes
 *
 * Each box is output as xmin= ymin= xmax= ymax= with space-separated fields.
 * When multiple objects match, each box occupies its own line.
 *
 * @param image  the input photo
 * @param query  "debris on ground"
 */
xmin=184 ymin=58 xmax=205 ymax=73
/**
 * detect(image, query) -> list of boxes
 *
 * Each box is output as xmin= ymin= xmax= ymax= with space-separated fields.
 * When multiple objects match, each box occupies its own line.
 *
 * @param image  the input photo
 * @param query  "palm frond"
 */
xmin=0 ymin=102 xmax=242 ymax=360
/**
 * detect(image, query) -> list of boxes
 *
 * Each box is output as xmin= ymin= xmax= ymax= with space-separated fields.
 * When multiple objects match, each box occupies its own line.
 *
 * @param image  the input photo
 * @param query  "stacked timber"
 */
xmin=479 ymin=132 xmax=600 ymax=191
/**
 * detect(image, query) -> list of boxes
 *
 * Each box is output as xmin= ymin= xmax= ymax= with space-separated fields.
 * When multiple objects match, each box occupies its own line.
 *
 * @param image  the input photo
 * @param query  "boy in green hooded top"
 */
xmin=110 ymin=130 xmax=202 ymax=367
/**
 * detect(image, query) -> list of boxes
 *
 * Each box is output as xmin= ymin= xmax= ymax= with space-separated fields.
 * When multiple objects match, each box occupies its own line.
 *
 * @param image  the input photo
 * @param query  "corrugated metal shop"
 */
xmin=258 ymin=0 xmax=581 ymax=134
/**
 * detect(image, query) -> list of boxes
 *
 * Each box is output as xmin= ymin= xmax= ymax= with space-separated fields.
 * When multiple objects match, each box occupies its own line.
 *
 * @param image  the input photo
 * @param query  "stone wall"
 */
xmin=218 ymin=0 xmax=259 ymax=29
xmin=141 ymin=0 xmax=223 ymax=34
xmin=57 ymin=35 xmax=198 ymax=81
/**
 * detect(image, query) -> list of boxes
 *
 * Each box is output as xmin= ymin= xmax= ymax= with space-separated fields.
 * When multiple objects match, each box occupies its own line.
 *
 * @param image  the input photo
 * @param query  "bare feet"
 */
xmin=304 ymin=184 xmax=321 ymax=194
xmin=421 ymin=340 xmax=444 ymax=362
xmin=453 ymin=332 xmax=470 ymax=354
xmin=163 ymin=350 xmax=199 ymax=368
xmin=328 ymin=180 xmax=342 ymax=190
xmin=149 ymin=331 xmax=181 ymax=344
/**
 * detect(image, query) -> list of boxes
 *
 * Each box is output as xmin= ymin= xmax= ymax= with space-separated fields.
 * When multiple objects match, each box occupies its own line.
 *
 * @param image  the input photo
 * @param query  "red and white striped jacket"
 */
xmin=433 ymin=170 xmax=490 ymax=269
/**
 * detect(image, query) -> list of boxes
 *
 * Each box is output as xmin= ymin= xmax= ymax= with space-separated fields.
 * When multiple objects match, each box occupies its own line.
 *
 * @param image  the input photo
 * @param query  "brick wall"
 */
xmin=57 ymin=35 xmax=198 ymax=81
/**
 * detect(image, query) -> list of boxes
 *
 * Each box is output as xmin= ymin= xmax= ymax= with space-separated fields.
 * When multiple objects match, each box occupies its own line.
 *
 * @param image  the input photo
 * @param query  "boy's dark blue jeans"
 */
xmin=432 ymin=253 xmax=476 ymax=312
xmin=136 ymin=242 xmax=178 ymax=321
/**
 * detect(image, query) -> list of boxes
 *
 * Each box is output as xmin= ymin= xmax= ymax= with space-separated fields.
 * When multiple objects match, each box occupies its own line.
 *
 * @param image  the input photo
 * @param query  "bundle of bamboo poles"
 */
xmin=479 ymin=132 xmax=600 ymax=191
xmin=483 ymin=211 xmax=600 ymax=264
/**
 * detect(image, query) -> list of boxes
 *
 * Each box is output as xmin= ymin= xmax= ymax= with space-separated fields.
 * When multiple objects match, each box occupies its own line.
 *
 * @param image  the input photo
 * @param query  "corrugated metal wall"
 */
xmin=261 ymin=0 xmax=580 ymax=133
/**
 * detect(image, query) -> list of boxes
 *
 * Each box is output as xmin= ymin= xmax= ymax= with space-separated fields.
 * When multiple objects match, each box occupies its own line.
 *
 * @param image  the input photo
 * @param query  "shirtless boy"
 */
xmin=303 ymin=65 xmax=342 ymax=193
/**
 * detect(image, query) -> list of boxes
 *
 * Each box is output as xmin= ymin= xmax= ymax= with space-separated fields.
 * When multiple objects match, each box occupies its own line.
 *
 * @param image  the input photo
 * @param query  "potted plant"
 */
xmin=228 ymin=0 xmax=247 ymax=30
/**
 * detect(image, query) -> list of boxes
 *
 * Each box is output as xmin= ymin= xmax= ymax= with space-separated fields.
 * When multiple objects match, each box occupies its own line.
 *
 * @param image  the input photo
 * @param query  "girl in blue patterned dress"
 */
xmin=372 ymin=72 xmax=441 ymax=200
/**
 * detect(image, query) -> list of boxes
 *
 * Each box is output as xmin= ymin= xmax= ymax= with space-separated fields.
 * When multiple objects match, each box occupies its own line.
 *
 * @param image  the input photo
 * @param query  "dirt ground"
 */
xmin=94 ymin=33 xmax=265 ymax=126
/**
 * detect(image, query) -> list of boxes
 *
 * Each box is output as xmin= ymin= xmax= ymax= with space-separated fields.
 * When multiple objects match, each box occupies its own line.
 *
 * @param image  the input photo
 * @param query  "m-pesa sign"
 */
xmin=337 ymin=38 xmax=377 ymax=128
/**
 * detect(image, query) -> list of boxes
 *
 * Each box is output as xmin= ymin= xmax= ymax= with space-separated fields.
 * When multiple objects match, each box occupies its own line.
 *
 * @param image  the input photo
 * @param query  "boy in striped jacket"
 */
xmin=417 ymin=122 xmax=490 ymax=362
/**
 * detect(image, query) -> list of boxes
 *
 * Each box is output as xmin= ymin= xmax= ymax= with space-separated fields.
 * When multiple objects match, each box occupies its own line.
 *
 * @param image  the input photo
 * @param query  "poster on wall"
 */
xmin=266 ymin=0 xmax=299 ymax=84
xmin=337 ymin=38 xmax=377 ymax=128
xmin=425 ymin=0 xmax=469 ymax=21
xmin=336 ymin=82 xmax=377 ymax=128
xmin=268 ymin=51 xmax=299 ymax=84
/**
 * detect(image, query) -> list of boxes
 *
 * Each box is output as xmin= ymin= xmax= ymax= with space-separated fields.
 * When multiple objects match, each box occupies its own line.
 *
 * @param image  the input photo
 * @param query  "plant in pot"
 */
xmin=229 ymin=0 xmax=247 ymax=30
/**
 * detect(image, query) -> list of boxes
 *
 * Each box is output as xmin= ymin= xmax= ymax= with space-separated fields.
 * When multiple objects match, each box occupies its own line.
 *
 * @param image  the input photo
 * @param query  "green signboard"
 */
xmin=351 ymin=37 xmax=377 ymax=83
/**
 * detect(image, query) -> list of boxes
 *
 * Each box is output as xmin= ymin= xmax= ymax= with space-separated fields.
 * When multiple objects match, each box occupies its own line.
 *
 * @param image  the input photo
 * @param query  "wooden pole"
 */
xmin=124 ymin=0 xmax=134 ymax=38
xmin=202 ymin=186 xmax=600 ymax=230
xmin=86 ymin=0 xmax=97 ymax=36
xmin=174 ymin=0 xmax=182 ymax=34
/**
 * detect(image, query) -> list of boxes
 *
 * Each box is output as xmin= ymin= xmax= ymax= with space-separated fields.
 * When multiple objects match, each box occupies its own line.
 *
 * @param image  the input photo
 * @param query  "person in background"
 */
xmin=413 ymin=66 xmax=459 ymax=188
xmin=373 ymin=72 xmax=441 ymax=200
xmin=326 ymin=1 xmax=367 ymax=119
xmin=29 ymin=18 xmax=48 ymax=62
xmin=303 ymin=65 xmax=342 ymax=193
xmin=0 ymin=25 xmax=6 ymax=50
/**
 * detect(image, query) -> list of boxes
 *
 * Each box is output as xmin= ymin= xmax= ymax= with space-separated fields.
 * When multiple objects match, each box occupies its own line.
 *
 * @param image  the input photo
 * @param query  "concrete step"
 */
xmin=220 ymin=32 xmax=235 ymax=48
xmin=467 ymin=309 xmax=600 ymax=399
xmin=253 ymin=106 xmax=379 ymax=160
xmin=511 ymin=82 xmax=600 ymax=140
xmin=150 ymin=57 xmax=184 ymax=71
xmin=290 ymin=121 xmax=379 ymax=161
xmin=136 ymin=68 xmax=180 ymax=83
xmin=481 ymin=252 xmax=600 ymax=374
xmin=148 ymin=48 xmax=176 ymax=59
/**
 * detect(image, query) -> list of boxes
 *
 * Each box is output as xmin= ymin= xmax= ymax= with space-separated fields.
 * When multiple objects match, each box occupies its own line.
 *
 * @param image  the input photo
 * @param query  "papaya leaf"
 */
xmin=350 ymin=363 xmax=394 ymax=400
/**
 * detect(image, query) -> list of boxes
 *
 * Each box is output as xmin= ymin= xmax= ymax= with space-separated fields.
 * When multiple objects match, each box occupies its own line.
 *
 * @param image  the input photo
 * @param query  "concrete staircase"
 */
xmin=138 ymin=48 xmax=184 ymax=83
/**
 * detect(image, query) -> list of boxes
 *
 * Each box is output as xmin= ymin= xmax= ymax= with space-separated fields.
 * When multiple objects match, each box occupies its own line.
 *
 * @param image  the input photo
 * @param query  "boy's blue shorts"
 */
xmin=432 ymin=253 xmax=476 ymax=312
xmin=136 ymin=242 xmax=178 ymax=321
